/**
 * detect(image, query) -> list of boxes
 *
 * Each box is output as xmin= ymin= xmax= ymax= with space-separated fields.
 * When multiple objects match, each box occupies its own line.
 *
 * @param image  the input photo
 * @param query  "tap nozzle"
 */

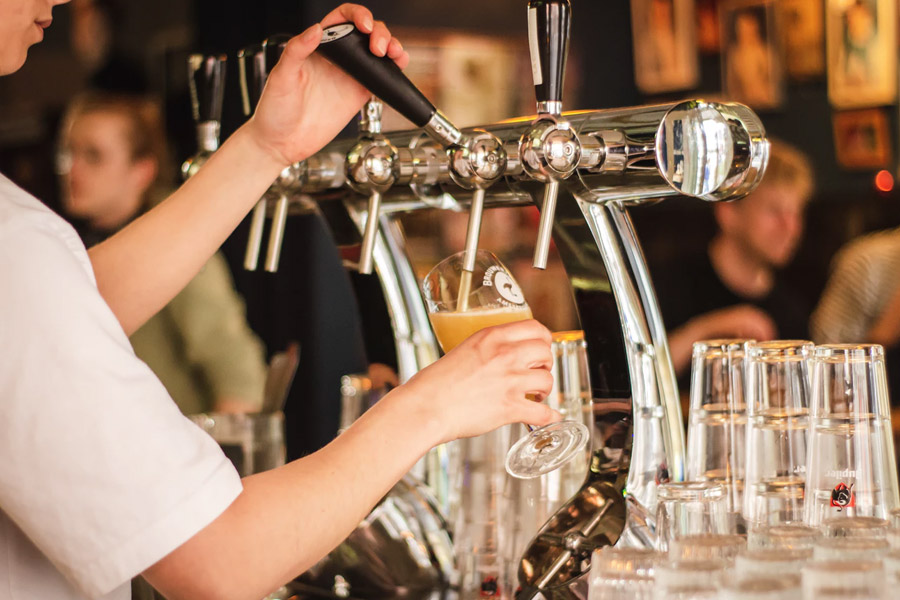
xmin=181 ymin=54 xmax=227 ymax=180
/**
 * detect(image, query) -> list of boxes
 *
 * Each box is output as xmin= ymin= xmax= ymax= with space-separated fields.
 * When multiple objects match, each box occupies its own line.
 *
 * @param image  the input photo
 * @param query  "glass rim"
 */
xmin=657 ymin=558 xmax=729 ymax=573
xmin=812 ymin=343 xmax=885 ymax=363
xmin=658 ymin=480 xmax=726 ymax=500
xmin=719 ymin=576 xmax=800 ymax=592
xmin=801 ymin=559 xmax=884 ymax=573
xmin=693 ymin=338 xmax=754 ymax=357
xmin=738 ymin=547 xmax=812 ymax=562
xmin=422 ymin=249 xmax=517 ymax=311
xmin=814 ymin=537 xmax=890 ymax=550
xmin=747 ymin=339 xmax=814 ymax=360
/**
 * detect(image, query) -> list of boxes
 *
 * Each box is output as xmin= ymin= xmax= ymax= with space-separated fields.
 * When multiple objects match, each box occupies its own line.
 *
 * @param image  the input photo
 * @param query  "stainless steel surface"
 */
xmin=423 ymin=110 xmax=464 ymax=147
xmin=264 ymin=193 xmax=290 ymax=272
xmin=195 ymin=120 xmax=220 ymax=153
xmin=244 ymin=200 xmax=267 ymax=271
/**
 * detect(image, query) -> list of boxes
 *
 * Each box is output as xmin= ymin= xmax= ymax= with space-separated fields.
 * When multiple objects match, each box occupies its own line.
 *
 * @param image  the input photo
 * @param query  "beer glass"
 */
xmin=587 ymin=547 xmax=661 ymax=600
xmin=422 ymin=250 xmax=589 ymax=479
xmin=735 ymin=548 xmax=811 ymax=577
xmin=804 ymin=344 xmax=900 ymax=527
xmin=801 ymin=560 xmax=886 ymax=600
xmin=822 ymin=516 xmax=889 ymax=538
xmin=747 ymin=523 xmax=821 ymax=550
xmin=653 ymin=560 xmax=727 ymax=599
xmin=655 ymin=481 xmax=731 ymax=552
xmin=670 ymin=533 xmax=746 ymax=562
xmin=687 ymin=339 xmax=751 ymax=529
xmin=743 ymin=341 xmax=812 ymax=526
xmin=719 ymin=577 xmax=801 ymax=600
xmin=812 ymin=537 xmax=890 ymax=561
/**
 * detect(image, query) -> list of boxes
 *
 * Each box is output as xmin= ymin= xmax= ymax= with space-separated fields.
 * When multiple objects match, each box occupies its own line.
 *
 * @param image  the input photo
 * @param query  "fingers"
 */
xmin=508 ymin=338 xmax=554 ymax=371
xmin=273 ymin=24 xmax=323 ymax=81
xmin=510 ymin=397 xmax=561 ymax=428
xmin=486 ymin=319 xmax=553 ymax=345
xmin=515 ymin=368 xmax=555 ymax=400
xmin=321 ymin=3 xmax=374 ymax=31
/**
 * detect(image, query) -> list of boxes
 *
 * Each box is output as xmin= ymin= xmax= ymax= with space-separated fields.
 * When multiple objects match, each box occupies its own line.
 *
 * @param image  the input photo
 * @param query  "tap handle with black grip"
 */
xmin=527 ymin=0 xmax=571 ymax=116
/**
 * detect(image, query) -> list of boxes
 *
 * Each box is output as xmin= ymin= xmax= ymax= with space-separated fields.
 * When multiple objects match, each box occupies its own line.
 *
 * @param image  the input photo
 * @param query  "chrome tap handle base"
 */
xmin=264 ymin=193 xmax=290 ymax=273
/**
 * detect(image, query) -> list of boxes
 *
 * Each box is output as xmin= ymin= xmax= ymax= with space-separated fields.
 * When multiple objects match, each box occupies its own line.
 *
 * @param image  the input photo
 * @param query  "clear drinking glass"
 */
xmin=422 ymin=250 xmax=589 ymax=479
xmin=735 ymin=548 xmax=812 ymax=577
xmin=822 ymin=516 xmax=889 ymax=538
xmin=502 ymin=331 xmax=591 ymax=592
xmin=804 ymin=344 xmax=900 ymax=527
xmin=587 ymin=547 xmax=661 ymax=600
xmin=812 ymin=537 xmax=890 ymax=561
xmin=655 ymin=481 xmax=731 ymax=552
xmin=719 ymin=577 xmax=801 ymax=600
xmin=885 ymin=550 xmax=900 ymax=585
xmin=687 ymin=339 xmax=752 ymax=530
xmin=801 ymin=560 xmax=886 ymax=600
xmin=670 ymin=533 xmax=746 ymax=562
xmin=743 ymin=341 xmax=813 ymax=527
xmin=747 ymin=523 xmax=822 ymax=550
xmin=653 ymin=559 xmax=728 ymax=599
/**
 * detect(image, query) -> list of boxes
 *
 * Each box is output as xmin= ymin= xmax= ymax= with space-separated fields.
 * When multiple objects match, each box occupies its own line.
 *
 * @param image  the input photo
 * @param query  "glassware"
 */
xmin=421 ymin=250 xmax=589 ymax=479
xmin=587 ymin=547 xmax=661 ymax=600
xmin=801 ymin=560 xmax=886 ymax=600
xmin=719 ymin=577 xmax=801 ymax=600
xmin=885 ymin=550 xmax=900 ymax=585
xmin=501 ymin=331 xmax=591 ymax=593
xmin=822 ymin=516 xmax=889 ymax=538
xmin=812 ymin=536 xmax=890 ymax=561
xmin=804 ymin=344 xmax=900 ymax=527
xmin=891 ymin=508 xmax=900 ymax=528
xmin=653 ymin=559 xmax=727 ymax=599
xmin=687 ymin=339 xmax=752 ymax=531
xmin=655 ymin=481 xmax=731 ymax=552
xmin=743 ymin=341 xmax=812 ymax=527
xmin=735 ymin=548 xmax=811 ymax=577
xmin=670 ymin=533 xmax=746 ymax=562
xmin=747 ymin=523 xmax=821 ymax=550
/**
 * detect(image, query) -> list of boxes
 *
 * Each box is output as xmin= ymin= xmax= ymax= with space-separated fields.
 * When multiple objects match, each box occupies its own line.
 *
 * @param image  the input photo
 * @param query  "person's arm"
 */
xmin=88 ymin=4 xmax=408 ymax=336
xmin=142 ymin=319 xmax=558 ymax=600
xmin=667 ymin=305 xmax=778 ymax=375
xmin=866 ymin=283 xmax=900 ymax=346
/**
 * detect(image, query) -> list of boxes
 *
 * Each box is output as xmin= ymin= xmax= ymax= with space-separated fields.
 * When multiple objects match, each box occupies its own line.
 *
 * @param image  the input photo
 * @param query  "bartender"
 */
xmin=0 ymin=3 xmax=559 ymax=599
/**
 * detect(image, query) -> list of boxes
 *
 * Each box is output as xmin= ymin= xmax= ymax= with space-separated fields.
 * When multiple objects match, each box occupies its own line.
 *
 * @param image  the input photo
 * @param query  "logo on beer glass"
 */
xmin=480 ymin=576 xmax=499 ymax=597
xmin=483 ymin=266 xmax=525 ymax=306
xmin=830 ymin=482 xmax=855 ymax=511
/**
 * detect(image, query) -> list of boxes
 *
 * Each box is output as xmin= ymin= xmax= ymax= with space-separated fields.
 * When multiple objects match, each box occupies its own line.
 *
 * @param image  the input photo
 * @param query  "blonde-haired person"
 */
xmin=58 ymin=92 xmax=267 ymax=415
xmin=0 ymin=3 xmax=559 ymax=599
xmin=654 ymin=139 xmax=815 ymax=376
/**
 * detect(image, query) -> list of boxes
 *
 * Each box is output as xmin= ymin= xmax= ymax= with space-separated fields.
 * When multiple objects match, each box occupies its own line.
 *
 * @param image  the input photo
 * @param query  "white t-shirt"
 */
xmin=0 ymin=174 xmax=243 ymax=599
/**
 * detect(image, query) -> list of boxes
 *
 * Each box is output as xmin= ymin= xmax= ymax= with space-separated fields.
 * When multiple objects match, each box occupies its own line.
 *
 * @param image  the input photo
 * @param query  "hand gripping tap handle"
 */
xmin=317 ymin=24 xmax=462 ymax=147
xmin=527 ymin=0 xmax=573 ymax=270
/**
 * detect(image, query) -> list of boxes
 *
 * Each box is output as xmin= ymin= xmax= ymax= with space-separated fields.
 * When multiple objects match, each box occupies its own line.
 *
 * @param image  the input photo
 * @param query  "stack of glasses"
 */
xmin=589 ymin=341 xmax=900 ymax=599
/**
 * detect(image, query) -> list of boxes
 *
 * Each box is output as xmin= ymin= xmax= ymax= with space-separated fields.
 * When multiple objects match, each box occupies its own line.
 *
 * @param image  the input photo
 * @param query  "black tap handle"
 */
xmin=527 ymin=0 xmax=571 ymax=110
xmin=237 ymin=44 xmax=265 ymax=116
xmin=188 ymin=54 xmax=227 ymax=123
xmin=318 ymin=24 xmax=436 ymax=128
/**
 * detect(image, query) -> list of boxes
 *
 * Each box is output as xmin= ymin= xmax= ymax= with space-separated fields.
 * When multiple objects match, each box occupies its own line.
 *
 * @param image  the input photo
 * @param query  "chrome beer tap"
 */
xmin=317 ymin=24 xmax=507 ymax=281
xmin=346 ymin=97 xmax=398 ymax=274
xmin=181 ymin=54 xmax=226 ymax=179
xmin=239 ymin=35 xmax=302 ymax=272
xmin=521 ymin=0 xmax=580 ymax=270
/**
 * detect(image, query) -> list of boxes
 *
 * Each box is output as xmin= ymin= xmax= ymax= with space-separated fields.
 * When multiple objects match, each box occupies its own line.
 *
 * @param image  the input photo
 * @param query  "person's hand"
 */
xmin=693 ymin=304 xmax=778 ymax=341
xmin=245 ymin=4 xmax=409 ymax=167
xmin=399 ymin=320 xmax=560 ymax=445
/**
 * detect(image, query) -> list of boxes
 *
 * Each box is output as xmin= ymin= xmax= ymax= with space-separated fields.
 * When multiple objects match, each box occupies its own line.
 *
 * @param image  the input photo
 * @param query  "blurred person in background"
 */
xmin=57 ymin=91 xmax=267 ymax=415
xmin=654 ymin=139 xmax=814 ymax=378
xmin=70 ymin=0 xmax=147 ymax=93
xmin=811 ymin=226 xmax=900 ymax=397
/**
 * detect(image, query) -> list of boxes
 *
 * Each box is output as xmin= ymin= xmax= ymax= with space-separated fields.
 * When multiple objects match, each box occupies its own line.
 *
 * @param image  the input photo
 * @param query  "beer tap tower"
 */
xmin=183 ymin=1 xmax=768 ymax=595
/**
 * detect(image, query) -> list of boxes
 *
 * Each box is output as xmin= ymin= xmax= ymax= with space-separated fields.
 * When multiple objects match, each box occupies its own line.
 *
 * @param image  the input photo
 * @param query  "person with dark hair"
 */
xmin=58 ymin=92 xmax=267 ymax=415
xmin=0 ymin=3 xmax=559 ymax=598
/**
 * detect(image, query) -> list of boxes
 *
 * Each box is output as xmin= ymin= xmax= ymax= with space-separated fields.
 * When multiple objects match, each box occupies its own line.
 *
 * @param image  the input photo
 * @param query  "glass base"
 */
xmin=505 ymin=421 xmax=590 ymax=479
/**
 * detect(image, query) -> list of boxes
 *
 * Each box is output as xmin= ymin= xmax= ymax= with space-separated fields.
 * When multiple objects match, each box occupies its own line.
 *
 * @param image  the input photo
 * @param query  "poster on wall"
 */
xmin=630 ymin=0 xmax=700 ymax=94
xmin=697 ymin=0 xmax=721 ymax=53
xmin=826 ymin=0 xmax=897 ymax=108
xmin=779 ymin=0 xmax=825 ymax=79
xmin=832 ymin=108 xmax=892 ymax=169
xmin=721 ymin=0 xmax=784 ymax=110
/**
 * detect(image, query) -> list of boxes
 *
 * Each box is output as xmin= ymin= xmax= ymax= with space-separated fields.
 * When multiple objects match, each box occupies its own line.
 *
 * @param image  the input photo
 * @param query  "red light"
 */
xmin=875 ymin=170 xmax=894 ymax=193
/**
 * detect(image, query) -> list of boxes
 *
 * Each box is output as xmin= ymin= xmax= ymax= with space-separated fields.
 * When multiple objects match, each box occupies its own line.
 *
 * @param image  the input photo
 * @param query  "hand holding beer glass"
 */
xmin=423 ymin=250 xmax=589 ymax=478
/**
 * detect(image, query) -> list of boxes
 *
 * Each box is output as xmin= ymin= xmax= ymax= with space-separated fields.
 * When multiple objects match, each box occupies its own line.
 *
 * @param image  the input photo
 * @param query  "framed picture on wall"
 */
xmin=826 ymin=0 xmax=897 ymax=108
xmin=697 ymin=0 xmax=721 ymax=53
xmin=779 ymin=0 xmax=825 ymax=79
xmin=721 ymin=0 xmax=784 ymax=109
xmin=630 ymin=0 xmax=700 ymax=94
xmin=832 ymin=108 xmax=892 ymax=169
